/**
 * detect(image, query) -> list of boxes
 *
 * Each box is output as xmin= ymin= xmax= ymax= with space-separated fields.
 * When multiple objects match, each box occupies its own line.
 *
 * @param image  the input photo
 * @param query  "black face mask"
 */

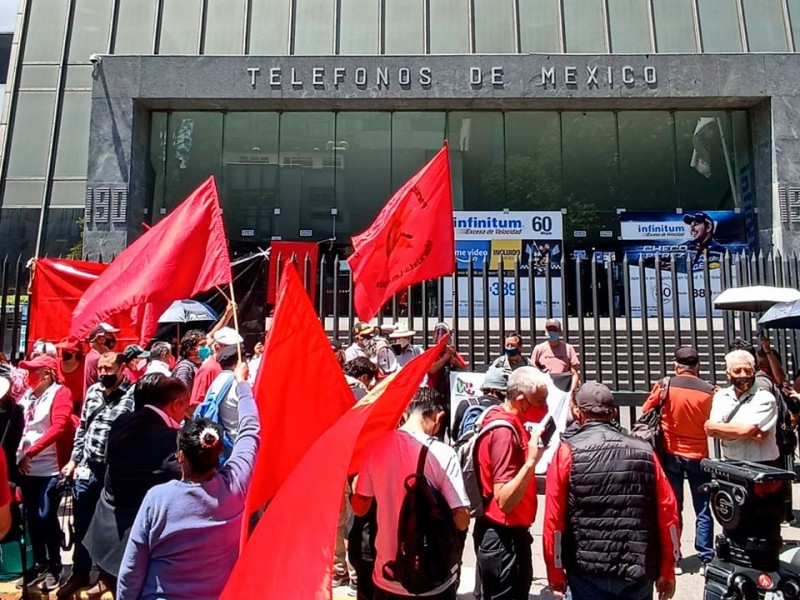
xmin=731 ymin=376 xmax=755 ymax=392
xmin=104 ymin=338 xmax=117 ymax=350
xmin=505 ymin=346 xmax=521 ymax=358
xmin=100 ymin=373 xmax=119 ymax=389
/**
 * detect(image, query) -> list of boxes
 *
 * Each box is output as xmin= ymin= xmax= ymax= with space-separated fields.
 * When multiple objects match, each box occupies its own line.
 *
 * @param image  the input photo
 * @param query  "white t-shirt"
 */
xmin=355 ymin=429 xmax=469 ymax=597
xmin=710 ymin=385 xmax=779 ymax=462
xmin=206 ymin=372 xmax=240 ymax=439
xmin=345 ymin=343 xmax=367 ymax=363
xmin=17 ymin=384 xmax=61 ymax=477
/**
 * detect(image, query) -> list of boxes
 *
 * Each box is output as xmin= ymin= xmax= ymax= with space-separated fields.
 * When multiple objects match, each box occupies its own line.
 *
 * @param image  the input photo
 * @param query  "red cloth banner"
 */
xmin=246 ymin=263 xmax=353 ymax=522
xmin=70 ymin=176 xmax=232 ymax=344
xmin=221 ymin=337 xmax=447 ymax=600
xmin=347 ymin=143 xmax=455 ymax=322
xmin=28 ymin=258 xmax=138 ymax=350
xmin=266 ymin=241 xmax=319 ymax=305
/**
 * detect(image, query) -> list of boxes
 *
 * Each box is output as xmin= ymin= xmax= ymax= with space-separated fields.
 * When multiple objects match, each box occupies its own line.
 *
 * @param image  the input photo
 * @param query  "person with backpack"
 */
xmin=351 ymin=388 xmax=470 ymax=600
xmin=639 ymin=346 xmax=715 ymax=575
xmin=452 ymin=366 xmax=508 ymax=442
xmin=472 ymin=366 xmax=549 ymax=600
xmin=194 ymin=346 xmax=240 ymax=461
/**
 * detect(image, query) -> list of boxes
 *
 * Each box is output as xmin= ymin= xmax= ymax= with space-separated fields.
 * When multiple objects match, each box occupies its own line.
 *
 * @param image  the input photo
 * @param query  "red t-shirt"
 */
xmin=61 ymin=362 xmax=85 ymax=414
xmin=83 ymin=349 xmax=101 ymax=395
xmin=189 ymin=357 xmax=222 ymax=407
xmin=477 ymin=408 xmax=540 ymax=527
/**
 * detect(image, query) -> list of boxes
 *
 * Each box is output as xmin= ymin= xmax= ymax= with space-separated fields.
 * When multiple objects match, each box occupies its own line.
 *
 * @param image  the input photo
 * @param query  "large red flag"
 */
xmin=221 ymin=337 xmax=447 ymax=600
xmin=28 ymin=258 xmax=138 ymax=349
xmin=348 ymin=144 xmax=454 ymax=322
xmin=70 ymin=177 xmax=231 ymax=343
xmin=245 ymin=263 xmax=354 ymax=521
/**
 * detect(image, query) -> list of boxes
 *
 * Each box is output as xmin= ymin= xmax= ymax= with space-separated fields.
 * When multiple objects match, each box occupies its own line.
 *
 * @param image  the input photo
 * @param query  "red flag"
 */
xmin=221 ymin=337 xmax=447 ymax=600
xmin=245 ymin=263 xmax=354 ymax=521
xmin=266 ymin=241 xmax=319 ymax=304
xmin=28 ymin=258 xmax=138 ymax=350
xmin=348 ymin=144 xmax=454 ymax=322
xmin=70 ymin=177 xmax=231 ymax=343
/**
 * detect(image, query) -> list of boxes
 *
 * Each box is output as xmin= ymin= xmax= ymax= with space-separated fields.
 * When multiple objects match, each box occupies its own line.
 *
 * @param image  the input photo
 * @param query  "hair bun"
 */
xmin=199 ymin=427 xmax=220 ymax=449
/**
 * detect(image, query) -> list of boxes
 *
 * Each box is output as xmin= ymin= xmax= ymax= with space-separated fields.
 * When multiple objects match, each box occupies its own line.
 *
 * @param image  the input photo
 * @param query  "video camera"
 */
xmin=701 ymin=459 xmax=799 ymax=600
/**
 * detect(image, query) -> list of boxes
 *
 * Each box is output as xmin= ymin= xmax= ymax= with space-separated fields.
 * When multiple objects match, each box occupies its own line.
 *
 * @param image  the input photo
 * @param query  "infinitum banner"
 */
xmin=444 ymin=211 xmax=564 ymax=318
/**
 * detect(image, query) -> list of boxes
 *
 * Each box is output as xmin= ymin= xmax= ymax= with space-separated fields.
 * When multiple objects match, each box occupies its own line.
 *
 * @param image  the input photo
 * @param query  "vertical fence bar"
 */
xmin=482 ymin=262 xmax=490 ymax=366
xmin=10 ymin=257 xmax=23 ymax=361
xmin=422 ymin=281 xmax=430 ymax=349
xmin=513 ymin=256 xmax=522 ymax=337
xmin=317 ymin=254 xmax=326 ymax=319
xmin=671 ymin=254 xmax=681 ymax=348
xmin=737 ymin=252 xmax=749 ymax=341
xmin=607 ymin=256 xmax=619 ymax=388
xmin=789 ymin=254 xmax=799 ymax=371
xmin=332 ymin=256 xmax=341 ymax=338
xmin=686 ymin=256 xmax=698 ymax=351
xmin=703 ymin=256 xmax=716 ymax=383
xmin=623 ymin=256 xmax=636 ymax=423
xmin=591 ymin=255 xmax=602 ymax=383
xmin=347 ymin=265 xmax=354 ymax=334
xmin=498 ymin=262 xmax=506 ymax=349
xmin=654 ymin=256 xmax=666 ymax=377
xmin=527 ymin=255 xmax=536 ymax=342
xmin=720 ymin=252 xmax=733 ymax=348
xmin=437 ymin=275 xmax=444 ymax=325
xmin=452 ymin=270 xmax=460 ymax=349
xmin=0 ymin=256 xmax=8 ymax=352
xmin=560 ymin=254 xmax=568 ymax=342
xmin=638 ymin=255 xmax=651 ymax=389
xmin=467 ymin=261 xmax=476 ymax=368
xmin=545 ymin=256 xmax=554 ymax=320
xmin=575 ymin=256 xmax=586 ymax=381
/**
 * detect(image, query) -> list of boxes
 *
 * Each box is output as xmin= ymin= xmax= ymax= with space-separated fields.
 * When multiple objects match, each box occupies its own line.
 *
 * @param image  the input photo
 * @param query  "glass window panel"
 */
xmin=204 ymin=0 xmax=246 ymax=54
xmin=340 ymin=0 xmax=380 ymax=54
xmin=114 ymin=0 xmax=158 ymax=54
xmin=504 ymin=112 xmax=561 ymax=211
xmin=0 ymin=181 xmax=44 ymax=208
xmin=561 ymin=112 xmax=618 ymax=240
xmin=158 ymin=0 xmax=202 ymax=55
xmin=429 ymin=0 xmax=470 ymax=53
xmin=563 ymin=0 xmax=607 ymax=53
xmin=65 ymin=65 xmax=94 ymax=88
xmin=474 ymin=0 xmax=516 ymax=53
xmin=19 ymin=65 xmax=59 ymax=88
xmin=249 ymin=0 xmax=291 ymax=54
xmin=0 ymin=208 xmax=40 ymax=260
xmin=55 ymin=92 xmax=92 ymax=177
xmin=391 ymin=112 xmax=446 ymax=189
xmin=447 ymin=113 xmax=505 ymax=210
xmin=675 ymin=111 xmax=735 ymax=210
xmin=743 ymin=0 xmax=789 ymax=51
xmin=293 ymin=0 xmax=335 ymax=54
xmin=22 ymin=0 xmax=67 ymax=62
xmin=163 ymin=112 xmax=223 ymax=216
xmin=149 ymin=112 xmax=168 ymax=220
xmin=384 ymin=0 xmax=424 ymax=54
xmin=334 ymin=113 xmax=391 ymax=238
xmin=50 ymin=180 xmax=87 ymax=207
xmin=731 ymin=110 xmax=754 ymax=223
xmin=6 ymin=92 xmax=56 ymax=177
xmin=277 ymin=113 xmax=335 ymax=239
xmin=221 ymin=112 xmax=280 ymax=242
xmin=653 ymin=0 xmax=697 ymax=52
xmin=617 ymin=112 xmax=676 ymax=209
xmin=43 ymin=207 xmax=83 ymax=257
xmin=697 ymin=0 xmax=743 ymax=52
xmin=789 ymin=0 xmax=800 ymax=49
xmin=68 ymin=0 xmax=113 ymax=63
xmin=608 ymin=0 xmax=651 ymax=53
xmin=519 ymin=0 xmax=561 ymax=52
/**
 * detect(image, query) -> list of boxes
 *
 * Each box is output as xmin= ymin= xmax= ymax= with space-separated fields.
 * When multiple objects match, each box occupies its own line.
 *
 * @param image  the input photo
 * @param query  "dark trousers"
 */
xmin=19 ymin=475 xmax=62 ymax=574
xmin=72 ymin=463 xmax=104 ymax=575
xmin=474 ymin=519 xmax=533 ymax=600
xmin=566 ymin=573 xmax=653 ymax=600
xmin=373 ymin=584 xmax=456 ymax=600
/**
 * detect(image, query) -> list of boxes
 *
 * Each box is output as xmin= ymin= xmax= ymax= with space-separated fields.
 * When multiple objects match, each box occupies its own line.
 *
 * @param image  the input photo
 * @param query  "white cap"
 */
xmin=213 ymin=327 xmax=243 ymax=346
xmin=389 ymin=322 xmax=416 ymax=339
xmin=98 ymin=322 xmax=120 ymax=333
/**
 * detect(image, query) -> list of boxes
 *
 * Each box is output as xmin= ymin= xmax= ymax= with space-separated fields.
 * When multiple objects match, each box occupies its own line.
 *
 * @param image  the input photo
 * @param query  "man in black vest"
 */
xmin=542 ymin=382 xmax=680 ymax=600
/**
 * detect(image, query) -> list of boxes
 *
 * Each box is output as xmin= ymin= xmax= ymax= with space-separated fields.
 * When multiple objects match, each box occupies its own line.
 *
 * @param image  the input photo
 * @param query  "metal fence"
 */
xmin=0 ymin=256 xmax=29 ymax=359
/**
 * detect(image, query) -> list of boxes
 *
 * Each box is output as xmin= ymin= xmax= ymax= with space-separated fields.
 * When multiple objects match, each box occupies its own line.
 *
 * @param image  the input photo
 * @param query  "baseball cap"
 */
xmin=352 ymin=322 xmax=376 ymax=338
xmin=217 ymin=345 xmax=240 ymax=367
xmin=545 ymin=319 xmax=562 ymax=331
xmin=123 ymin=344 xmax=150 ymax=363
xmin=330 ymin=338 xmax=342 ymax=351
xmin=674 ymin=345 xmax=699 ymax=366
xmin=55 ymin=336 xmax=83 ymax=352
xmin=575 ymin=381 xmax=615 ymax=415
xmin=481 ymin=366 xmax=509 ymax=392
xmin=88 ymin=322 xmax=120 ymax=339
xmin=19 ymin=355 xmax=59 ymax=373
xmin=682 ymin=212 xmax=714 ymax=228
xmin=213 ymin=327 xmax=243 ymax=346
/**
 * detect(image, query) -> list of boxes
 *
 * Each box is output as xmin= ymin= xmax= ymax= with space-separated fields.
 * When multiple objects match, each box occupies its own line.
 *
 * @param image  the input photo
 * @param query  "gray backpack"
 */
xmin=456 ymin=408 xmax=520 ymax=518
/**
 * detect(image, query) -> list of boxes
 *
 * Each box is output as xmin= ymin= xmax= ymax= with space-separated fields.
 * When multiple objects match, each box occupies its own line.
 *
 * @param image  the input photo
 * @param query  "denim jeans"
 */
xmin=566 ymin=573 xmax=653 ymax=600
xmin=72 ymin=463 xmax=104 ymax=576
xmin=660 ymin=452 xmax=714 ymax=563
xmin=19 ymin=475 xmax=62 ymax=574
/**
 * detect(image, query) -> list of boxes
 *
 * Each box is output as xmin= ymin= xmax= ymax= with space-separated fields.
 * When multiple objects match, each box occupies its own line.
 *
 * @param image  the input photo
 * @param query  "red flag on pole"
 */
xmin=347 ymin=144 xmax=454 ymax=322
xmin=245 ymin=263 xmax=354 ymax=522
xmin=70 ymin=176 xmax=232 ymax=344
xmin=221 ymin=337 xmax=447 ymax=600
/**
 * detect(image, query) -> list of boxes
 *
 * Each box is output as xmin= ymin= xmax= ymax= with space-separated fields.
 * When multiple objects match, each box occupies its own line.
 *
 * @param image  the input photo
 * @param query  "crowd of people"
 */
xmin=0 ymin=310 xmax=794 ymax=600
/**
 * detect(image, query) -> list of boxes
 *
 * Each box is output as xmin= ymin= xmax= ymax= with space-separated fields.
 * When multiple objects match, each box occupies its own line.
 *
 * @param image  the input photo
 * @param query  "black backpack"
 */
xmin=776 ymin=389 xmax=798 ymax=458
xmin=382 ymin=440 xmax=462 ymax=595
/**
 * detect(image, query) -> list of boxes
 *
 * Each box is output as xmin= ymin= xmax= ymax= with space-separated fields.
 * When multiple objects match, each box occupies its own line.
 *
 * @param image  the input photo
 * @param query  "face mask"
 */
xmin=731 ymin=376 xmax=755 ymax=392
xmin=104 ymin=338 xmax=117 ymax=350
xmin=505 ymin=346 xmax=520 ymax=357
xmin=398 ymin=338 xmax=410 ymax=348
xmin=27 ymin=372 xmax=41 ymax=388
xmin=547 ymin=332 xmax=560 ymax=342
xmin=62 ymin=352 xmax=74 ymax=361
xmin=198 ymin=346 xmax=212 ymax=360
xmin=100 ymin=373 xmax=119 ymax=389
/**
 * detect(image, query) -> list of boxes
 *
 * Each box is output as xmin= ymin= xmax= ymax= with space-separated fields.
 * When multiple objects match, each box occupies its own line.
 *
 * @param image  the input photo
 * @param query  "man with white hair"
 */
xmin=473 ymin=366 xmax=549 ymax=599
xmin=705 ymin=350 xmax=779 ymax=464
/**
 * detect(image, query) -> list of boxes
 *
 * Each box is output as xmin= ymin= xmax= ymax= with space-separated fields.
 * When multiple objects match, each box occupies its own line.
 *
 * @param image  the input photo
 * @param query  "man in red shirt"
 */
xmin=188 ymin=327 xmax=243 ymax=410
xmin=474 ymin=366 xmax=549 ymax=600
xmin=543 ymin=382 xmax=679 ymax=600
xmin=56 ymin=336 xmax=85 ymax=415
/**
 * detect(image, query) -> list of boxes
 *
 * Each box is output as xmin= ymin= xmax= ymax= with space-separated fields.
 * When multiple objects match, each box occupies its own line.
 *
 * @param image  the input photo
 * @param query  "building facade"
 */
xmin=1 ymin=0 xmax=800 ymax=262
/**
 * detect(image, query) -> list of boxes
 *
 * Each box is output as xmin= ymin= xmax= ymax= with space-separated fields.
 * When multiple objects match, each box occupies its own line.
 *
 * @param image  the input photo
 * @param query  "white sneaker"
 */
xmin=699 ymin=564 xmax=706 ymax=576
xmin=674 ymin=565 xmax=684 ymax=576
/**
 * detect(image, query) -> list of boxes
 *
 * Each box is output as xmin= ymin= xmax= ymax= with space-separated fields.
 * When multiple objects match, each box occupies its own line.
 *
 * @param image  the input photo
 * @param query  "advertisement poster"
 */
xmin=444 ymin=211 xmax=564 ymax=317
xmin=620 ymin=211 xmax=748 ymax=317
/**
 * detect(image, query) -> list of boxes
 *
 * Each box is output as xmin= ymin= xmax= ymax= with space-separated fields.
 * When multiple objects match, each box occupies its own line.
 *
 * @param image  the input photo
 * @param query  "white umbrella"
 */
xmin=713 ymin=286 xmax=800 ymax=313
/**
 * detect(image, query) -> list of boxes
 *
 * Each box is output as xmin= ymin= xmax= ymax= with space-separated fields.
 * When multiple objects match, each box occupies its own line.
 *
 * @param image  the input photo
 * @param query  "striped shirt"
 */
xmin=71 ymin=379 xmax=136 ymax=466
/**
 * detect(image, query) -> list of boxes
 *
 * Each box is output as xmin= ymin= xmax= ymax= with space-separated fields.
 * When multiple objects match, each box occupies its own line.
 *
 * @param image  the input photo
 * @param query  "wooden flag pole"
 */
xmin=229 ymin=281 xmax=242 ymax=362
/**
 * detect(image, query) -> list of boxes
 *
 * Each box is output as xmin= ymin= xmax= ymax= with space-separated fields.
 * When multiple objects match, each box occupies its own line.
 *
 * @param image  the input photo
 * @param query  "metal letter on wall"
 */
xmin=86 ymin=186 xmax=128 ymax=227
